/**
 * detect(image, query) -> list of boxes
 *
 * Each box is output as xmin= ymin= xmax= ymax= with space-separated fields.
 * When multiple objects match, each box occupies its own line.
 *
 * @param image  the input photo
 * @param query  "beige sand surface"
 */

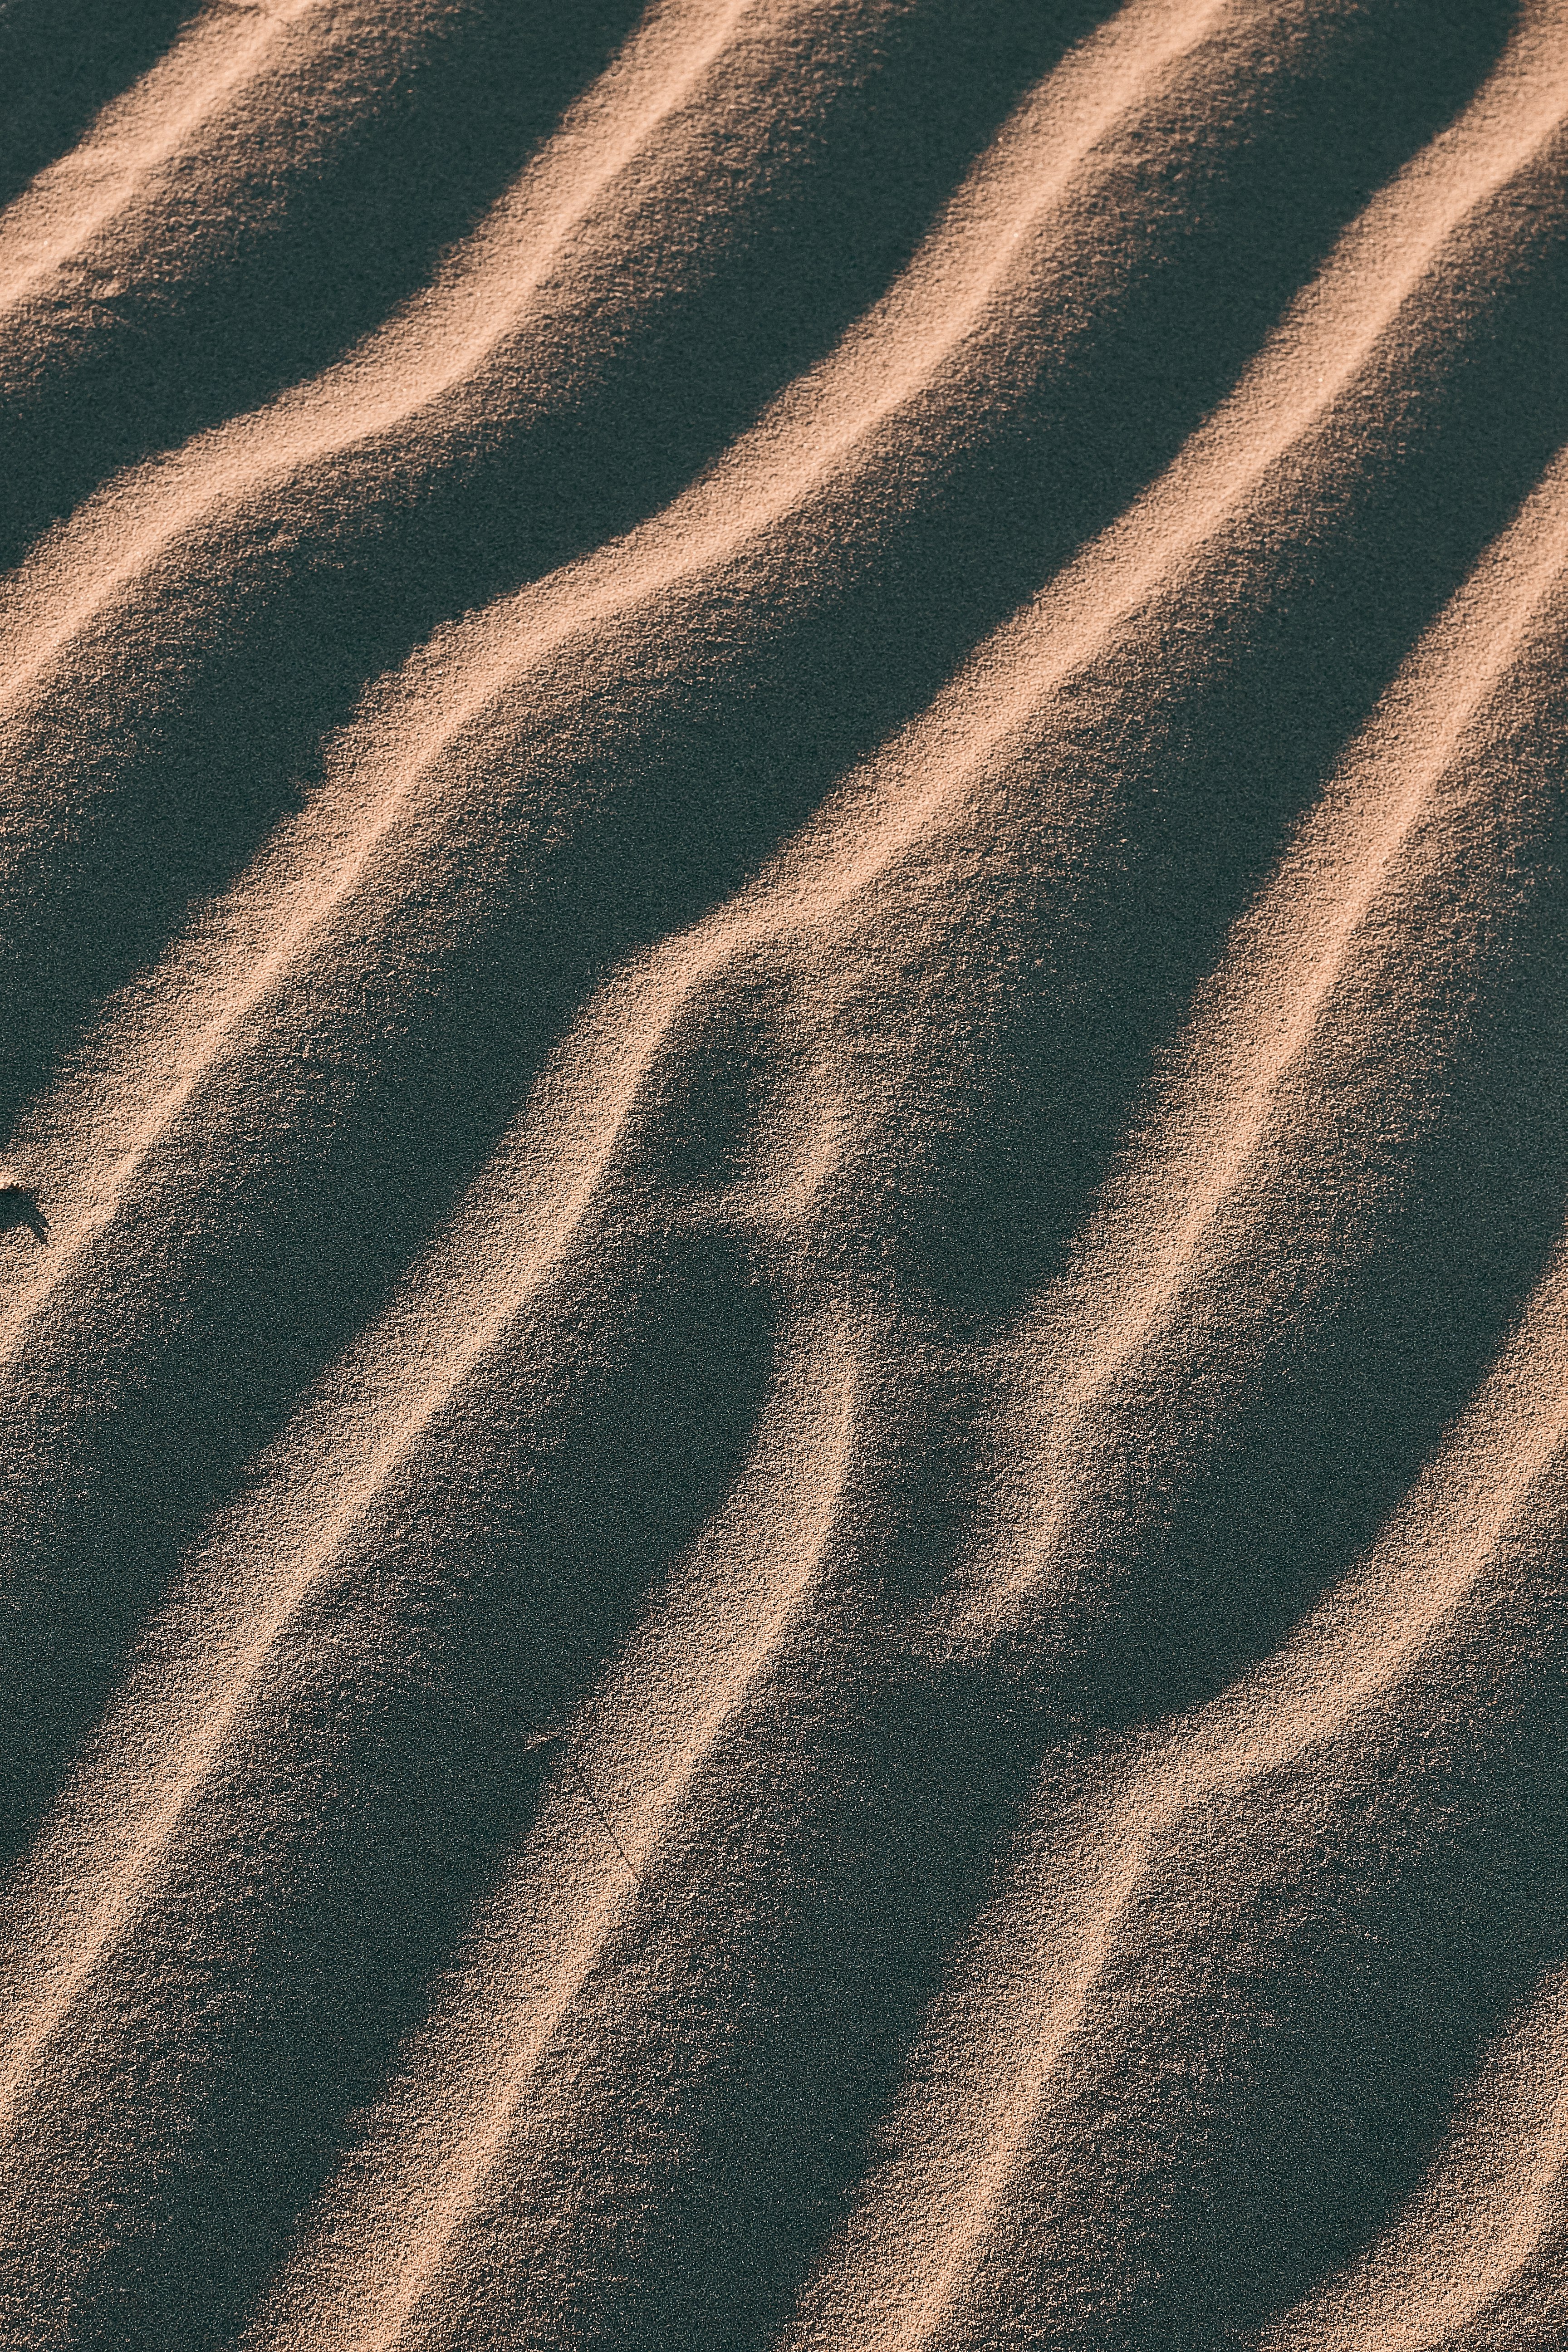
xmin=1 ymin=2 xmax=1567 ymax=2344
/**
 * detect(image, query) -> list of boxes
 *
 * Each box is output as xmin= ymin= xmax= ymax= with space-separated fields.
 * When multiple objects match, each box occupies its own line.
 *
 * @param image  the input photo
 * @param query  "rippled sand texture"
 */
xmin=2 ymin=0 xmax=1567 ymax=2343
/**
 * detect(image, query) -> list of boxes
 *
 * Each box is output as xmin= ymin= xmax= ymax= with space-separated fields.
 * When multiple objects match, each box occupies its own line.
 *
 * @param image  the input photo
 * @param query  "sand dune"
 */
xmin=1 ymin=2 xmax=1566 ymax=2345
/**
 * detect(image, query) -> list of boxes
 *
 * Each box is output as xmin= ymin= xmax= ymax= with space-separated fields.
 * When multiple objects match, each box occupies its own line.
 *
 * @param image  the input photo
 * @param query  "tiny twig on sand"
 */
xmin=528 ymin=1730 xmax=659 ymax=1912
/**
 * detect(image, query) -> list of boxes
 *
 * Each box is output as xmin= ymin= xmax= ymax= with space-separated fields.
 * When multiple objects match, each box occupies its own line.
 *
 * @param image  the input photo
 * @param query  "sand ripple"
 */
xmin=1 ymin=3 xmax=1566 ymax=2345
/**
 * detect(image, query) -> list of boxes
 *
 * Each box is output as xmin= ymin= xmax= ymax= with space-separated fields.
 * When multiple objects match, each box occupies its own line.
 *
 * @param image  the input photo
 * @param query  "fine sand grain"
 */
xmin=1 ymin=3 xmax=1566 ymax=2346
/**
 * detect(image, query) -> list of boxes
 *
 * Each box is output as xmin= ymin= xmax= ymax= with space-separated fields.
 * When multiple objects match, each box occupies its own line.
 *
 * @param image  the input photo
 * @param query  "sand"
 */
xmin=0 ymin=0 xmax=1565 ymax=2344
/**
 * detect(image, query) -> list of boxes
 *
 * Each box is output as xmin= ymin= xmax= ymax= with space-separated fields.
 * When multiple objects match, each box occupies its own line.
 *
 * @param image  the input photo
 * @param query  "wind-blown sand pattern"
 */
xmin=2 ymin=0 xmax=1567 ymax=2343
